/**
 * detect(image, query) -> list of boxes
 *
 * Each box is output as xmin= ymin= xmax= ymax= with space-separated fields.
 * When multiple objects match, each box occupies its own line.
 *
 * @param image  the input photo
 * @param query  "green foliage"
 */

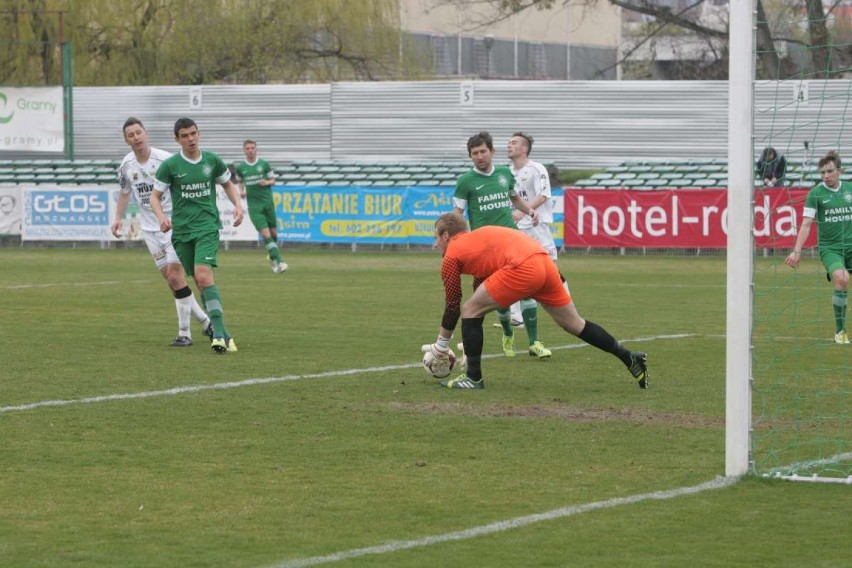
xmin=0 ymin=248 xmax=848 ymax=567
xmin=0 ymin=0 xmax=427 ymax=86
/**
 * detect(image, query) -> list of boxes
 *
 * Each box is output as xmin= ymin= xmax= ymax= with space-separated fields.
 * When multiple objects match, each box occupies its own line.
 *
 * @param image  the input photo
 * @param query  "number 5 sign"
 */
xmin=189 ymin=86 xmax=203 ymax=110
xmin=460 ymin=82 xmax=474 ymax=106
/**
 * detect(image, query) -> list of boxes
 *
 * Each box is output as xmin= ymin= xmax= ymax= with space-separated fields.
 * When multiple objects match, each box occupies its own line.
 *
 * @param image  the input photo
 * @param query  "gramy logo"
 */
xmin=0 ymin=92 xmax=15 ymax=124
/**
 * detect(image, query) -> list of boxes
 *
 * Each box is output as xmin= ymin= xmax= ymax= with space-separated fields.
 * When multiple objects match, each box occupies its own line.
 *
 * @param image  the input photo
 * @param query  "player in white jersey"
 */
xmin=508 ymin=132 xmax=557 ymax=259
xmin=112 ymin=117 xmax=211 ymax=347
xmin=502 ymin=133 xmax=564 ymax=357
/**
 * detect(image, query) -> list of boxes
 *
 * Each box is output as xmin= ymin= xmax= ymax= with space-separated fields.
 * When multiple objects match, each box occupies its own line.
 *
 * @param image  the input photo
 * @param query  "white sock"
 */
xmin=510 ymin=301 xmax=523 ymax=323
xmin=188 ymin=293 xmax=210 ymax=329
xmin=175 ymin=297 xmax=192 ymax=337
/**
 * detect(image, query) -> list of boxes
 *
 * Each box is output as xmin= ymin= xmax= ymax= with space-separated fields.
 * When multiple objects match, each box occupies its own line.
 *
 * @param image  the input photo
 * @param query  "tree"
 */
xmin=0 ymin=0 xmax=427 ymax=86
xmin=432 ymin=0 xmax=845 ymax=80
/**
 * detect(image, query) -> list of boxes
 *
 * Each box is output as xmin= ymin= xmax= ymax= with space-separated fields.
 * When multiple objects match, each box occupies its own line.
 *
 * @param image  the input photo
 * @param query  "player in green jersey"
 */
xmin=235 ymin=140 xmax=287 ymax=273
xmin=150 ymin=117 xmax=245 ymax=354
xmin=786 ymin=150 xmax=852 ymax=344
xmin=452 ymin=131 xmax=549 ymax=358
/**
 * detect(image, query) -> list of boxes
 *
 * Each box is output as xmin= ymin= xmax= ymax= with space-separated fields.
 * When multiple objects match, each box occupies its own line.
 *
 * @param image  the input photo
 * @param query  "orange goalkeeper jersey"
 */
xmin=439 ymin=226 xmax=549 ymax=329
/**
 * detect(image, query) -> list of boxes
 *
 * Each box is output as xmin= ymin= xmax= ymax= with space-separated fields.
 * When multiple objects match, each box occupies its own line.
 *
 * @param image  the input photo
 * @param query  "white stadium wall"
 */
xmin=2 ymin=80 xmax=848 ymax=168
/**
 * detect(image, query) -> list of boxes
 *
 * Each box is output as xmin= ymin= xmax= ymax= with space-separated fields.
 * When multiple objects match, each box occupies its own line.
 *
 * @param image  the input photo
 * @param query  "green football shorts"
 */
xmin=173 ymin=230 xmax=219 ymax=276
xmin=248 ymin=200 xmax=277 ymax=233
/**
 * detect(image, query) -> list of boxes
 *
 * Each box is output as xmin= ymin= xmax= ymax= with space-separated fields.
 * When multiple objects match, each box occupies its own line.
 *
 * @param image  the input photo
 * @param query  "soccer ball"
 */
xmin=422 ymin=347 xmax=457 ymax=378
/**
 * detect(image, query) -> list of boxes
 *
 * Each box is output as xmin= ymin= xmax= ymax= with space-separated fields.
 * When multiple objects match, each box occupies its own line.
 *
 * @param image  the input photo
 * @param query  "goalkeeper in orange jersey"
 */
xmin=423 ymin=212 xmax=648 ymax=390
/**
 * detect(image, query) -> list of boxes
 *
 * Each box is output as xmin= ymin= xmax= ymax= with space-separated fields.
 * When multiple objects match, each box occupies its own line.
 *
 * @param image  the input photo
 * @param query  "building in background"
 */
xmin=400 ymin=0 xmax=620 ymax=80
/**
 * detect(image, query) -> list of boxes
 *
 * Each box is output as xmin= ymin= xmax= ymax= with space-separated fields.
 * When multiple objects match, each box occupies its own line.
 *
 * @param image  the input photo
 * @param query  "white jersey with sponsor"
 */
xmin=117 ymin=147 xmax=173 ymax=232
xmin=510 ymin=159 xmax=553 ymax=229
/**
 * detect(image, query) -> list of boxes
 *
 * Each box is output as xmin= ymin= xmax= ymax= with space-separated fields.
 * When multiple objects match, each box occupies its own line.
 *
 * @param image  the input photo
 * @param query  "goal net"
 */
xmin=746 ymin=0 xmax=852 ymax=482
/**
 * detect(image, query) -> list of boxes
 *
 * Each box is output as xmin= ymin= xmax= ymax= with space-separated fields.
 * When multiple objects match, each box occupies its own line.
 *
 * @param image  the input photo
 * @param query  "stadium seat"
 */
xmin=696 ymin=164 xmax=725 ymax=174
xmin=597 ymin=178 xmax=622 ymax=188
xmin=623 ymin=178 xmax=646 ymax=188
xmin=628 ymin=165 xmax=653 ymax=174
xmin=693 ymin=178 xmax=719 ymax=187
xmin=650 ymin=164 xmax=675 ymax=174
xmin=573 ymin=178 xmax=600 ymax=187
xmin=54 ymin=174 xmax=77 ymax=184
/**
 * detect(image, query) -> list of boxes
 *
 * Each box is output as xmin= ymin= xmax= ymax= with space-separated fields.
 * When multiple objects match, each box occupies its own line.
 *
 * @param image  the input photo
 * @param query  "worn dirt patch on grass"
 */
xmin=387 ymin=401 xmax=723 ymax=429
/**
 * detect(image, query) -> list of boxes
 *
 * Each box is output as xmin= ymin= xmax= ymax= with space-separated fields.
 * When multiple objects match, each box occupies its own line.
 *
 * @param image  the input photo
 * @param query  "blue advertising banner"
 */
xmin=23 ymin=186 xmax=113 ymax=240
xmin=273 ymin=185 xmax=563 ymax=246
xmin=17 ymin=184 xmax=564 ymax=244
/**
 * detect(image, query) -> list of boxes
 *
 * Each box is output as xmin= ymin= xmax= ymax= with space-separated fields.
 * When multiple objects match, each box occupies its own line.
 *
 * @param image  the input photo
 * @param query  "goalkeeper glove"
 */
xmin=422 ymin=343 xmax=449 ymax=360
xmin=456 ymin=342 xmax=468 ymax=371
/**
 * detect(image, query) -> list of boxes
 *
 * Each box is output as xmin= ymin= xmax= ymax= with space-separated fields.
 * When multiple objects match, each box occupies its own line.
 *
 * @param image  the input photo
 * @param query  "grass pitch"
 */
xmin=0 ymin=248 xmax=848 ymax=567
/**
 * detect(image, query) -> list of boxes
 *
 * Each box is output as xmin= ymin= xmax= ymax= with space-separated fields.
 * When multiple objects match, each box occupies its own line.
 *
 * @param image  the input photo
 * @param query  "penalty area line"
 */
xmin=262 ymin=476 xmax=737 ymax=568
xmin=0 ymin=333 xmax=694 ymax=415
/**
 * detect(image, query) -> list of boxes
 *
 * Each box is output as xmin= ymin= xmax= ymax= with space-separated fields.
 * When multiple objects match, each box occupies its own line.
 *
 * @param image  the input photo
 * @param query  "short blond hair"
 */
xmin=435 ymin=212 xmax=469 ymax=237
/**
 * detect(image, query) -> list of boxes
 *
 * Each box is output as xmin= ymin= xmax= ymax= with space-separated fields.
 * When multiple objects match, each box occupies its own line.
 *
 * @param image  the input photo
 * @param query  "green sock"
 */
xmin=520 ymin=299 xmax=538 ymax=344
xmin=833 ymin=290 xmax=848 ymax=333
xmin=202 ymin=285 xmax=228 ymax=338
xmin=265 ymin=238 xmax=281 ymax=263
xmin=496 ymin=308 xmax=513 ymax=336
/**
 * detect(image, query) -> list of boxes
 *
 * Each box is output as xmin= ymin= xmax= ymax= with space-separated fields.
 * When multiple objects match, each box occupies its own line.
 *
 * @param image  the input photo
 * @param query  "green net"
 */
xmin=752 ymin=3 xmax=852 ymax=481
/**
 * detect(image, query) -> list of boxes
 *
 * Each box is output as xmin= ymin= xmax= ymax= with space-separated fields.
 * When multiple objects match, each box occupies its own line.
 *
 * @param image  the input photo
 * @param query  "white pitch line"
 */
xmin=1 ymin=279 xmax=154 ymax=290
xmin=0 ymin=333 xmax=694 ymax=415
xmin=263 ymin=476 xmax=738 ymax=568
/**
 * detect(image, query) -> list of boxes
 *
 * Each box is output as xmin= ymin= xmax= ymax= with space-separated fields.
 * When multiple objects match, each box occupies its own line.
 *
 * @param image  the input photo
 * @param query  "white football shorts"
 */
xmin=522 ymin=223 xmax=557 ymax=260
xmin=143 ymin=229 xmax=181 ymax=270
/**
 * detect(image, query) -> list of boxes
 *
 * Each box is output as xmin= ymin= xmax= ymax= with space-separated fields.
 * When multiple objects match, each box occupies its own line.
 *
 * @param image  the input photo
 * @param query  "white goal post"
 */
xmin=726 ymin=0 xmax=754 ymax=478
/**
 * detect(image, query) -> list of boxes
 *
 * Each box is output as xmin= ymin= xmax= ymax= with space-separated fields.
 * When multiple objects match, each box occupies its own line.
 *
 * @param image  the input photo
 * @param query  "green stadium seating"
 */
xmin=54 ymin=174 xmax=77 ymax=184
xmin=696 ymin=164 xmax=725 ymax=174
xmin=650 ymin=164 xmax=676 ymax=173
xmin=573 ymin=178 xmax=600 ymax=187
xmin=627 ymin=165 xmax=652 ymax=173
xmin=693 ymin=178 xmax=721 ymax=187
xmin=623 ymin=178 xmax=646 ymax=188
xmin=597 ymin=178 xmax=622 ymax=188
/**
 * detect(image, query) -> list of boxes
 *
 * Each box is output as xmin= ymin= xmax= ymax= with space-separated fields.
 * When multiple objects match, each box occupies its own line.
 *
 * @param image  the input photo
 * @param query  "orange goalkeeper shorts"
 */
xmin=483 ymin=253 xmax=572 ymax=309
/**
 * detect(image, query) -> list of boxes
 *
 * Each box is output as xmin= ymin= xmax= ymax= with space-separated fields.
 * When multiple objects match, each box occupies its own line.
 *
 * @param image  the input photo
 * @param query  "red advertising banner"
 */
xmin=563 ymin=187 xmax=817 ymax=249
